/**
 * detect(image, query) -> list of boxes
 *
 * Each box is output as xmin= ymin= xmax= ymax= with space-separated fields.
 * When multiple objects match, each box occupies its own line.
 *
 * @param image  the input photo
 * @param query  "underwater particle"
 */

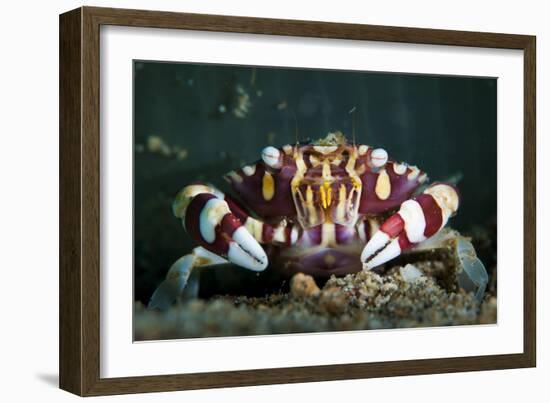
xmin=256 ymin=90 xmax=263 ymax=97
xmin=135 ymin=144 xmax=144 ymax=153
xmin=276 ymin=100 xmax=288 ymax=110
xmin=176 ymin=148 xmax=189 ymax=161
xmin=399 ymin=264 xmax=424 ymax=283
xmin=147 ymin=135 xmax=187 ymax=158
xmin=290 ymin=273 xmax=320 ymax=298
xmin=233 ymin=84 xmax=252 ymax=118
xmin=187 ymin=78 xmax=194 ymax=86
xmin=147 ymin=135 xmax=162 ymax=152
xmin=218 ymin=104 xmax=227 ymax=114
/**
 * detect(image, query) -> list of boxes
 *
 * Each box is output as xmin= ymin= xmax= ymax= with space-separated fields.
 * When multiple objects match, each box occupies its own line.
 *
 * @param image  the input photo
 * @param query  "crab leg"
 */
xmin=148 ymin=247 xmax=227 ymax=310
xmin=361 ymin=183 xmax=460 ymax=269
xmin=173 ymin=183 xmax=268 ymax=271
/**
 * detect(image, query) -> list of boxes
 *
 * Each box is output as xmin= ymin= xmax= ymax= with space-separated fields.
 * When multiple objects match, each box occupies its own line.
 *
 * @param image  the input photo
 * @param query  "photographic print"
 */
xmin=133 ymin=61 xmax=497 ymax=341
xmin=59 ymin=8 xmax=535 ymax=394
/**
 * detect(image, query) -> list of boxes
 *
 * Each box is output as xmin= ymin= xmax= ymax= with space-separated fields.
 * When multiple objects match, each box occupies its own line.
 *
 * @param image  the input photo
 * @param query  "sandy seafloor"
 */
xmin=134 ymin=247 xmax=497 ymax=341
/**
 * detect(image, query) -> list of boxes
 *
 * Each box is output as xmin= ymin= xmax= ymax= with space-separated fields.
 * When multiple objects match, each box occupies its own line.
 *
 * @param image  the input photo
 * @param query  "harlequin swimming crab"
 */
xmin=149 ymin=132 xmax=487 ymax=310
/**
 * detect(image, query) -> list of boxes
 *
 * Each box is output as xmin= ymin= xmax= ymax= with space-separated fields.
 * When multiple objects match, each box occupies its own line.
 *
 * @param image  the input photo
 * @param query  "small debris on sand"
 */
xmin=290 ymin=273 xmax=320 ymax=298
xmin=400 ymin=264 xmax=424 ymax=283
xmin=135 ymin=260 xmax=497 ymax=341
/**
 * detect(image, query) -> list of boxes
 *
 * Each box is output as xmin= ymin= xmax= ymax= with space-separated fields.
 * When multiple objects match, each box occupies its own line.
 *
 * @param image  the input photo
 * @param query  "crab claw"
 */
xmin=362 ymin=184 xmax=459 ymax=270
xmin=183 ymin=193 xmax=268 ymax=271
xmin=227 ymin=227 xmax=268 ymax=271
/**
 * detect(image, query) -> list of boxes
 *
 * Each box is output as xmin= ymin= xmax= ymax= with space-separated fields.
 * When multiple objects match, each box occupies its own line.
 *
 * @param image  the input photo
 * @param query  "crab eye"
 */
xmin=261 ymin=146 xmax=282 ymax=168
xmin=371 ymin=148 xmax=388 ymax=168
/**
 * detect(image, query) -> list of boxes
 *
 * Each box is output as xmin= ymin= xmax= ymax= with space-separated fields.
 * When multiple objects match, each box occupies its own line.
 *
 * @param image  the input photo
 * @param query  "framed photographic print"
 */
xmin=59 ymin=6 xmax=536 ymax=396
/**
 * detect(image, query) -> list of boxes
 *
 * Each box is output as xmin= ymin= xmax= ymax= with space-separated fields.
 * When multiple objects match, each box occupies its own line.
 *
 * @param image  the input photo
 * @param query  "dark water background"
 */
xmin=134 ymin=61 xmax=497 ymax=304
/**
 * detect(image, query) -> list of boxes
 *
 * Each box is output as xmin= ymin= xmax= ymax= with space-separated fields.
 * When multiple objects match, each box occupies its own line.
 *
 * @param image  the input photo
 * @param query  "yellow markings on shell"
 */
xmin=292 ymin=149 xmax=308 ymax=189
xmin=325 ymin=183 xmax=332 ymax=207
xmin=305 ymin=185 xmax=318 ymax=225
xmin=320 ymin=185 xmax=327 ymax=209
xmin=322 ymin=160 xmax=333 ymax=180
xmin=345 ymin=148 xmax=362 ymax=190
xmin=418 ymin=173 xmax=428 ymax=183
xmin=283 ymin=144 xmax=293 ymax=155
xmin=375 ymin=168 xmax=392 ymax=200
xmin=262 ymin=171 xmax=275 ymax=201
xmin=356 ymin=163 xmax=366 ymax=175
xmin=290 ymin=148 xmax=309 ymax=226
xmin=320 ymin=181 xmax=332 ymax=209
xmin=319 ymin=160 xmax=334 ymax=210
xmin=407 ymin=165 xmax=420 ymax=180
xmin=335 ymin=184 xmax=347 ymax=222
xmin=393 ymin=162 xmax=407 ymax=175
xmin=306 ymin=185 xmax=314 ymax=203
xmin=242 ymin=165 xmax=256 ymax=176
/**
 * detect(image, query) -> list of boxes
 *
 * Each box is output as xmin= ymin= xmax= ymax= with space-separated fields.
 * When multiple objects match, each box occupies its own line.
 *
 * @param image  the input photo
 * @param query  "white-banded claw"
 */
xmin=360 ymin=231 xmax=390 ymax=264
xmin=228 ymin=227 xmax=268 ymax=271
xmin=363 ymin=238 xmax=401 ymax=270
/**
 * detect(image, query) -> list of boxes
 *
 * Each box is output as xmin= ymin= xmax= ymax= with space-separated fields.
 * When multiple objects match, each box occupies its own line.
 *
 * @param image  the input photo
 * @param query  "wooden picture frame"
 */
xmin=59 ymin=6 xmax=536 ymax=396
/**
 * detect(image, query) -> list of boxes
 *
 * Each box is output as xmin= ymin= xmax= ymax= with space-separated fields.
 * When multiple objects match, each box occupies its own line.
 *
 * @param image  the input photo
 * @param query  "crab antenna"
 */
xmin=349 ymin=106 xmax=357 ymax=146
xmin=291 ymin=109 xmax=299 ymax=147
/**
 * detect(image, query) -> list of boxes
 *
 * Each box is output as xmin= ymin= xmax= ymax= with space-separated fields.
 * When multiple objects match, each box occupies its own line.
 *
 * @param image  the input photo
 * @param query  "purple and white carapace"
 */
xmin=149 ymin=132 xmax=462 ymax=310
